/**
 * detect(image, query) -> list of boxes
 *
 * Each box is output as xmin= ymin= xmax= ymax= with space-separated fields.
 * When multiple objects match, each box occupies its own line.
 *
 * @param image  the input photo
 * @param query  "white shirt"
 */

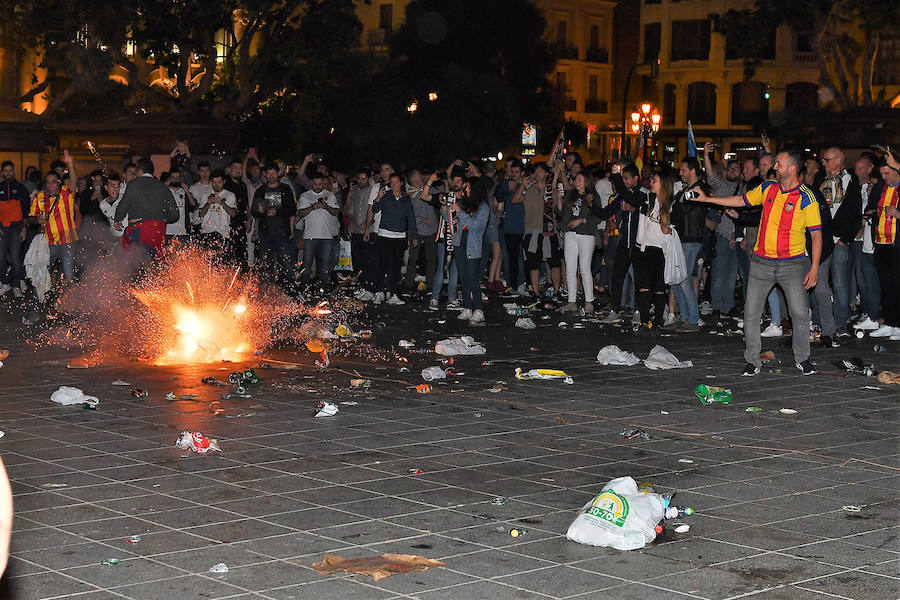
xmin=860 ymin=181 xmax=874 ymax=254
xmin=825 ymin=170 xmax=853 ymax=243
xmin=99 ymin=193 xmax=126 ymax=237
xmin=197 ymin=188 xmax=236 ymax=238
xmin=594 ymin=177 xmax=613 ymax=229
xmin=297 ymin=189 xmax=339 ymax=239
xmin=368 ymin=181 xmax=387 ymax=233
xmin=166 ymin=186 xmax=188 ymax=236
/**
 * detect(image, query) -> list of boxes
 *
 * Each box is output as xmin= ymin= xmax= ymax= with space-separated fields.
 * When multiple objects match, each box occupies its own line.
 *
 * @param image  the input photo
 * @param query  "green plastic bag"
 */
xmin=694 ymin=384 xmax=733 ymax=405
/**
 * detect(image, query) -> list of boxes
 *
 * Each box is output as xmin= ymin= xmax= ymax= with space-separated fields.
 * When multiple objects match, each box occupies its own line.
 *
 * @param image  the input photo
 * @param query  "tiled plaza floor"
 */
xmin=0 ymin=298 xmax=897 ymax=600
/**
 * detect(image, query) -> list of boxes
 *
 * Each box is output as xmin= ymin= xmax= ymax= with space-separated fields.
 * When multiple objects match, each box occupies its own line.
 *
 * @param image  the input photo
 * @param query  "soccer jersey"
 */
xmin=30 ymin=189 xmax=79 ymax=245
xmin=874 ymin=183 xmax=899 ymax=245
xmin=743 ymin=180 xmax=821 ymax=259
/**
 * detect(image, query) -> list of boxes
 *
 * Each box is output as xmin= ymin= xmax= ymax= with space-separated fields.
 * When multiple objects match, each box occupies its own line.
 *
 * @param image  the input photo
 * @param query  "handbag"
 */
xmin=663 ymin=227 xmax=688 ymax=285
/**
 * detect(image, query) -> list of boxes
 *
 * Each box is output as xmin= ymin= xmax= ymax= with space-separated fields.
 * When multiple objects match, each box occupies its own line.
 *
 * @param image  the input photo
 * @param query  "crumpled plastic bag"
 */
xmin=315 ymin=401 xmax=339 ymax=417
xmin=313 ymin=553 xmax=445 ymax=582
xmin=24 ymin=233 xmax=50 ymax=302
xmin=643 ymin=345 xmax=693 ymax=370
xmin=877 ymin=370 xmax=900 ymax=385
xmin=421 ymin=366 xmax=446 ymax=381
xmin=50 ymin=386 xmax=99 ymax=408
xmin=515 ymin=318 xmax=536 ymax=329
xmin=175 ymin=431 xmax=220 ymax=453
xmin=566 ymin=476 xmax=665 ymax=550
xmin=515 ymin=368 xmax=574 ymax=384
xmin=435 ymin=336 xmax=486 ymax=356
xmin=596 ymin=345 xmax=640 ymax=366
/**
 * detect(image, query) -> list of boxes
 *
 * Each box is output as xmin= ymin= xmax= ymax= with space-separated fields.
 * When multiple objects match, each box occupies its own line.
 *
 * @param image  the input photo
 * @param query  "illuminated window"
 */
xmin=215 ymin=30 xmax=232 ymax=64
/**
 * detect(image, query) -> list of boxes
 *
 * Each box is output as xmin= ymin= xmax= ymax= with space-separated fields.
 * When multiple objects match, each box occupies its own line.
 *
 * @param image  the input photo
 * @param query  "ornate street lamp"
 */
xmin=630 ymin=102 xmax=661 ymax=162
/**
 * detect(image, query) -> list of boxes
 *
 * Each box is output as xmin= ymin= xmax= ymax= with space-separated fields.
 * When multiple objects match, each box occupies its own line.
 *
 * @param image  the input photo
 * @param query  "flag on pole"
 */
xmin=634 ymin=130 xmax=644 ymax=173
xmin=687 ymin=121 xmax=697 ymax=157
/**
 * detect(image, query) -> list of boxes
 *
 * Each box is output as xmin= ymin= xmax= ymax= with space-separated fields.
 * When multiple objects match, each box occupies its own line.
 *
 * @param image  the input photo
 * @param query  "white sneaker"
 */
xmin=362 ymin=290 xmax=375 ymax=301
xmin=890 ymin=329 xmax=900 ymax=341
xmin=469 ymin=309 xmax=485 ymax=324
xmin=0 ymin=283 xmax=10 ymax=296
xmin=601 ymin=310 xmax=621 ymax=324
xmin=387 ymin=294 xmax=405 ymax=305
xmin=373 ymin=292 xmax=385 ymax=304
xmin=760 ymin=323 xmax=783 ymax=337
xmin=12 ymin=288 xmax=22 ymax=298
xmin=429 ymin=298 xmax=439 ymax=310
xmin=447 ymin=299 xmax=462 ymax=310
xmin=457 ymin=308 xmax=472 ymax=320
xmin=854 ymin=317 xmax=880 ymax=331
xmin=631 ymin=312 xmax=641 ymax=326
xmin=870 ymin=324 xmax=895 ymax=338
xmin=697 ymin=318 xmax=706 ymax=327
xmin=663 ymin=312 xmax=675 ymax=327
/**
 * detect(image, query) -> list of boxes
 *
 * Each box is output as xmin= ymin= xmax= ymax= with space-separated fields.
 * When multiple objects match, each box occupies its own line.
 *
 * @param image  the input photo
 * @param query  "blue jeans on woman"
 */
xmin=859 ymin=251 xmax=880 ymax=319
xmin=432 ymin=241 xmax=458 ymax=302
xmin=711 ymin=234 xmax=737 ymax=313
xmin=458 ymin=255 xmax=483 ymax=310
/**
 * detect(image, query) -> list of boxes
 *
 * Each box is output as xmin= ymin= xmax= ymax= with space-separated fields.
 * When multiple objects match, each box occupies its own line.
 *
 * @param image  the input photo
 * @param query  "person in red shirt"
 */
xmin=29 ymin=171 xmax=80 ymax=284
xmin=864 ymin=154 xmax=900 ymax=340
xmin=694 ymin=150 xmax=822 ymax=376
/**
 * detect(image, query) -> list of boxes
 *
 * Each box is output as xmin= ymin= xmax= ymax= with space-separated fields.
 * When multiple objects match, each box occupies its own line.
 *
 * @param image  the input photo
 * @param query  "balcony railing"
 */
xmin=556 ymin=44 xmax=579 ymax=60
xmin=565 ymin=97 xmax=577 ymax=112
xmin=586 ymin=47 xmax=609 ymax=63
xmin=793 ymin=51 xmax=816 ymax=63
xmin=585 ymin=99 xmax=608 ymax=113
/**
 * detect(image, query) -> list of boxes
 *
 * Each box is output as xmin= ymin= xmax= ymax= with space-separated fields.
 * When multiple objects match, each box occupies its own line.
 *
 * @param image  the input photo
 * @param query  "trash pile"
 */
xmin=596 ymin=345 xmax=692 ymax=370
xmin=174 ymin=431 xmax=220 ymax=454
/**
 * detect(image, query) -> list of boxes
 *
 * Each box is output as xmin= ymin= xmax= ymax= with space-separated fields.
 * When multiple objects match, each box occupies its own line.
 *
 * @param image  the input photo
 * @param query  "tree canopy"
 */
xmin=711 ymin=0 xmax=900 ymax=109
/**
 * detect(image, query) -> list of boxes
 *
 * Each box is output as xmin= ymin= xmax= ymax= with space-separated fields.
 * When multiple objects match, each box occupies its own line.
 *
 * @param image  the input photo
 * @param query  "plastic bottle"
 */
xmin=874 ymin=345 xmax=886 ymax=352
xmin=506 ymin=307 xmax=529 ymax=316
xmin=664 ymin=506 xmax=694 ymax=519
xmin=416 ymin=384 xmax=433 ymax=394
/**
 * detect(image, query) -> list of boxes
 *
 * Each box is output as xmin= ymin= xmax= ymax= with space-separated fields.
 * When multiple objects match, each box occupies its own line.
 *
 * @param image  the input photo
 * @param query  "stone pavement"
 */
xmin=0 ymin=300 xmax=897 ymax=600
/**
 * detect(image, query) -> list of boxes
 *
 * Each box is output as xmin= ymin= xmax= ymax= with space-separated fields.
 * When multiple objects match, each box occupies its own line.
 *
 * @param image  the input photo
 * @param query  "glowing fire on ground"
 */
xmin=131 ymin=250 xmax=298 ymax=364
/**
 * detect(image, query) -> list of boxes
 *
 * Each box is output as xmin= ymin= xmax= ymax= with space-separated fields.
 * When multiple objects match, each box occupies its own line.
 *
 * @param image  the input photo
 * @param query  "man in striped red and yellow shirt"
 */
xmin=28 ymin=171 xmax=80 ymax=283
xmin=693 ymin=151 xmax=822 ymax=377
xmin=864 ymin=159 xmax=900 ymax=339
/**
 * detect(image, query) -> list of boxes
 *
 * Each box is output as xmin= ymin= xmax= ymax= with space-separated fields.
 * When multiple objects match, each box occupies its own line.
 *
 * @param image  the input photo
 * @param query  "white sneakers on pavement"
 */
xmin=469 ymin=309 xmax=485 ymax=324
xmin=760 ymin=323 xmax=783 ymax=337
xmin=457 ymin=308 xmax=472 ymax=320
xmin=870 ymin=325 xmax=897 ymax=338
xmin=373 ymin=292 xmax=385 ymax=304
xmin=854 ymin=317 xmax=880 ymax=331
xmin=386 ymin=294 xmax=405 ymax=305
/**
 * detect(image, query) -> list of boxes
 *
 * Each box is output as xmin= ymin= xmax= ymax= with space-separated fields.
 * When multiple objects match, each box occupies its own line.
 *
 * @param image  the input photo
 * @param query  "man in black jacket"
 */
xmin=591 ymin=162 xmax=647 ymax=324
xmin=669 ymin=157 xmax=710 ymax=332
xmin=251 ymin=164 xmax=296 ymax=291
xmin=114 ymin=158 xmax=180 ymax=260
xmin=822 ymin=147 xmax=860 ymax=337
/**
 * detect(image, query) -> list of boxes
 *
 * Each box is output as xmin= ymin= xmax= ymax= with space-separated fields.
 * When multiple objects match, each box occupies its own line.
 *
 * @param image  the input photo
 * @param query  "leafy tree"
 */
xmin=711 ymin=0 xmax=900 ymax=109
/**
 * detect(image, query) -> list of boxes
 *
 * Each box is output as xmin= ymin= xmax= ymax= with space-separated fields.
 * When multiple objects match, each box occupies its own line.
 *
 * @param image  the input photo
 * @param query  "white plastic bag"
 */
xmin=24 ymin=233 xmax=51 ymax=302
xmin=50 ymin=386 xmax=99 ymax=408
xmin=515 ymin=318 xmax=536 ymax=329
xmin=566 ymin=476 xmax=665 ymax=550
xmin=336 ymin=239 xmax=353 ymax=271
xmin=435 ymin=336 xmax=486 ymax=356
xmin=643 ymin=345 xmax=693 ymax=370
xmin=421 ymin=366 xmax=446 ymax=381
xmin=596 ymin=345 xmax=640 ymax=366
xmin=663 ymin=228 xmax=688 ymax=285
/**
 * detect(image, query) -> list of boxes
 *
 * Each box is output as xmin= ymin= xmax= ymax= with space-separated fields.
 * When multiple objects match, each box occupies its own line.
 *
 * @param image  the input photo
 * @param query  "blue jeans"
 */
xmin=830 ymin=241 xmax=852 ymax=327
xmin=49 ymin=243 xmax=75 ymax=282
xmin=0 ymin=222 xmax=24 ymax=286
xmin=673 ymin=241 xmax=701 ymax=324
xmin=301 ymin=238 xmax=333 ymax=287
xmin=351 ymin=232 xmax=378 ymax=291
xmin=257 ymin=232 xmax=293 ymax=290
xmin=458 ymin=255 xmax=483 ymax=310
xmin=858 ymin=251 xmax=880 ymax=319
xmin=432 ymin=241 xmax=459 ymax=301
xmin=711 ymin=234 xmax=737 ymax=313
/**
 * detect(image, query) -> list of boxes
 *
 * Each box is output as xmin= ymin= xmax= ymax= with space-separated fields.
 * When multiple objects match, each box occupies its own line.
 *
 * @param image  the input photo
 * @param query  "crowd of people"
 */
xmin=0 ymin=136 xmax=898 ymax=374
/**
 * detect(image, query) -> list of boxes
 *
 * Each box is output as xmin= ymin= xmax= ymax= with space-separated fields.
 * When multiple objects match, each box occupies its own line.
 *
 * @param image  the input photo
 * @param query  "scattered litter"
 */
xmin=833 ymin=358 xmax=875 ymax=377
xmin=553 ymin=416 xmax=570 ymax=424
xmin=124 ymin=535 xmax=142 ymax=543
xmin=398 ymin=340 xmax=415 ymax=349
xmin=861 ymin=385 xmax=882 ymax=390
xmin=111 ymin=380 xmax=130 ymax=386
xmin=416 ymin=384 xmax=433 ymax=394
xmin=407 ymin=468 xmax=422 ymax=475
xmin=101 ymin=558 xmax=120 ymax=566
xmin=488 ymin=386 xmax=503 ymax=393
xmin=130 ymin=388 xmax=148 ymax=398
xmin=312 ymin=554 xmax=445 ymax=582
xmin=491 ymin=497 xmax=509 ymax=506
xmin=877 ymin=371 xmax=900 ymax=385
xmin=315 ymin=401 xmax=339 ymax=417
xmin=209 ymin=401 xmax=225 ymax=415
xmin=660 ymin=410 xmax=669 ymax=415
xmin=350 ymin=379 xmax=371 ymax=389
xmin=850 ymin=412 xmax=870 ymax=420
xmin=221 ymin=391 xmax=251 ymax=399
xmin=50 ymin=386 xmax=99 ymax=408
xmin=643 ymin=345 xmax=693 ymax=370
xmin=674 ymin=523 xmax=691 ymax=534
xmin=567 ymin=476 xmax=678 ymax=550
xmin=745 ymin=406 xmax=763 ymax=412
xmin=39 ymin=483 xmax=68 ymax=489
xmin=166 ymin=393 xmax=199 ymax=401
xmin=201 ymin=377 xmax=227 ymax=386
xmin=174 ymin=431 xmax=220 ymax=454
xmin=421 ymin=366 xmax=446 ymax=381
xmin=694 ymin=384 xmax=733 ymax=405
xmin=596 ymin=345 xmax=641 ymax=366
xmin=515 ymin=318 xmax=536 ymax=329
xmin=435 ymin=336 xmax=486 ymax=356
xmin=209 ymin=563 xmax=229 ymax=574
xmin=779 ymin=408 xmax=798 ymax=415
xmin=842 ymin=505 xmax=864 ymax=512
xmin=0 ymin=350 xmax=7 ymax=361
xmin=509 ymin=528 xmax=526 ymax=538
xmin=678 ymin=459 xmax=694 ymax=464
xmin=228 ymin=369 xmax=260 ymax=385
xmin=619 ymin=428 xmax=651 ymax=440
xmin=759 ymin=350 xmax=776 ymax=361
xmin=335 ymin=324 xmax=354 ymax=337
xmin=340 ymin=401 xmax=359 ymax=406
xmin=515 ymin=368 xmax=574 ymax=384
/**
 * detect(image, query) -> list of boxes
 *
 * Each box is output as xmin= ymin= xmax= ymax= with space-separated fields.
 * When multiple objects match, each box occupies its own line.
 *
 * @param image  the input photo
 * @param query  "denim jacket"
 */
xmin=456 ymin=201 xmax=490 ymax=259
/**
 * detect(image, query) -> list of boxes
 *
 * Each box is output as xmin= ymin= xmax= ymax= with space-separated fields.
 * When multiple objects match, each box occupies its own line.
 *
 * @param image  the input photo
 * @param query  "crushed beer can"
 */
xmin=174 ymin=431 xmax=221 ymax=454
xmin=228 ymin=369 xmax=260 ymax=385
xmin=130 ymin=388 xmax=149 ymax=398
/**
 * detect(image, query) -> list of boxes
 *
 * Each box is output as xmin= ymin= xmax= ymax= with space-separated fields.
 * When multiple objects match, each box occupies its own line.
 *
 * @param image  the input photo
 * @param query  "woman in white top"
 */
xmin=633 ymin=171 xmax=673 ymax=335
